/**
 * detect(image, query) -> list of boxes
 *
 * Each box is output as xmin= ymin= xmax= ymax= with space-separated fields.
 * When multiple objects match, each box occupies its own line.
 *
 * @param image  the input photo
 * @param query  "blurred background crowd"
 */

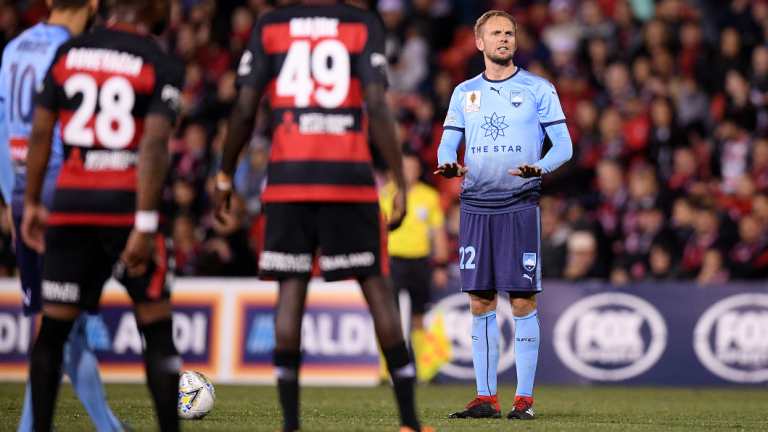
xmin=1 ymin=0 xmax=768 ymax=287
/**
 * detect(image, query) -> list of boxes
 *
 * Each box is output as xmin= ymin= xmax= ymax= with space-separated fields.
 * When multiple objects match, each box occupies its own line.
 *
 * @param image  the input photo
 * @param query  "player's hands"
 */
xmin=433 ymin=162 xmax=468 ymax=178
xmin=21 ymin=203 xmax=48 ymax=253
xmin=508 ymin=164 xmax=542 ymax=178
xmin=120 ymin=229 xmax=154 ymax=277
xmin=388 ymin=184 xmax=407 ymax=231
xmin=213 ymin=172 xmax=233 ymax=225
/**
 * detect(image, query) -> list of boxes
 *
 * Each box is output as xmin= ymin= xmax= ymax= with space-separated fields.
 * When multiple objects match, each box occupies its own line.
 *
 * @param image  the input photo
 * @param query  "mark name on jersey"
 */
xmin=65 ymin=48 xmax=143 ymax=76
xmin=289 ymin=17 xmax=339 ymax=38
xmin=299 ymin=113 xmax=354 ymax=135
xmin=84 ymin=150 xmax=137 ymax=170
xmin=464 ymin=90 xmax=481 ymax=112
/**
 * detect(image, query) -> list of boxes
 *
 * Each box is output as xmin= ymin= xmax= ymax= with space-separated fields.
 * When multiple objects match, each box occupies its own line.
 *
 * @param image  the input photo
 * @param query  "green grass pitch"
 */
xmin=0 ymin=383 xmax=766 ymax=431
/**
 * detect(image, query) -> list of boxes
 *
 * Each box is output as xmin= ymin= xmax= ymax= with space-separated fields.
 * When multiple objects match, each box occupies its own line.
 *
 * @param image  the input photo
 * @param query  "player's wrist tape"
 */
xmin=216 ymin=172 xmax=232 ymax=191
xmin=135 ymin=211 xmax=159 ymax=233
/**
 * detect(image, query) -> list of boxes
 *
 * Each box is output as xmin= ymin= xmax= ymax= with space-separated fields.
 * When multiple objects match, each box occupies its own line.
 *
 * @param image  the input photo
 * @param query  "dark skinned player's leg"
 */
xmin=274 ymin=277 xmax=310 ymax=432
xmin=30 ymin=304 xmax=79 ymax=431
xmin=360 ymin=275 xmax=421 ymax=431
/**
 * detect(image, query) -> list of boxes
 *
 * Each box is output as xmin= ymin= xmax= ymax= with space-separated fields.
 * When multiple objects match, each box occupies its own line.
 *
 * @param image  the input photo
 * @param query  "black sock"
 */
xmin=274 ymin=350 xmax=301 ymax=432
xmin=30 ymin=315 xmax=75 ymax=432
xmin=384 ymin=342 xmax=421 ymax=430
xmin=140 ymin=319 xmax=181 ymax=432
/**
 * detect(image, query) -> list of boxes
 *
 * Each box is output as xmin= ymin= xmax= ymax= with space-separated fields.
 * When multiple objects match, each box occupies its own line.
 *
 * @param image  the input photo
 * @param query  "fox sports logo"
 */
xmin=425 ymin=293 xmax=516 ymax=379
xmin=553 ymin=293 xmax=667 ymax=381
xmin=694 ymin=294 xmax=768 ymax=383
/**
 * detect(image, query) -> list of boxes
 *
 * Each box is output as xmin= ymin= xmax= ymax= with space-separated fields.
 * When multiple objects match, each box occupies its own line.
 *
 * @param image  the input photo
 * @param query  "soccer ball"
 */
xmin=178 ymin=370 xmax=215 ymax=419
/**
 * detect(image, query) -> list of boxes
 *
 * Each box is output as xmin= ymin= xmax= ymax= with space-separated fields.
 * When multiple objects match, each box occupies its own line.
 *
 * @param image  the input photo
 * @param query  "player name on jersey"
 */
xmin=65 ymin=48 xmax=143 ymax=76
xmin=289 ymin=17 xmax=339 ymax=38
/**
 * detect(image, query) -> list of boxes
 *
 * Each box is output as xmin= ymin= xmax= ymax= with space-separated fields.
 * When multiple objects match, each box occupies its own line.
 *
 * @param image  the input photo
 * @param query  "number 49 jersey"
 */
xmin=237 ymin=4 xmax=388 ymax=203
xmin=36 ymin=25 xmax=184 ymax=227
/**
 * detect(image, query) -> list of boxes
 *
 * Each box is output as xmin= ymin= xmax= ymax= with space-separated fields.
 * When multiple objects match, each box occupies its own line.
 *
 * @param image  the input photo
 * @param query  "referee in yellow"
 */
xmin=381 ymin=150 xmax=449 ymax=381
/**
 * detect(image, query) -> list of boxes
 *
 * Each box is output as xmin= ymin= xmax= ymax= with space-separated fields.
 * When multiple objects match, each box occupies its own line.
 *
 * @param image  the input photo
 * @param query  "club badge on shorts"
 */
xmin=523 ymin=252 xmax=537 ymax=272
xmin=464 ymin=91 xmax=481 ymax=112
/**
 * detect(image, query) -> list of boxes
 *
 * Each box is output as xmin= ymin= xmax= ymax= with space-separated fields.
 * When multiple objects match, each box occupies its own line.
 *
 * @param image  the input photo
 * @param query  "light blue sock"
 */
xmin=513 ymin=310 xmax=540 ymax=397
xmin=65 ymin=315 xmax=123 ymax=432
xmin=472 ymin=311 xmax=499 ymax=397
xmin=17 ymin=382 xmax=32 ymax=432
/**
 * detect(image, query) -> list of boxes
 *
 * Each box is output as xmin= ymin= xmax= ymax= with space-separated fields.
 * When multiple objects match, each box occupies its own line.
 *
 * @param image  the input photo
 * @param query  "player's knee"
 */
xmin=42 ymin=303 xmax=81 ymax=321
xmin=510 ymin=295 xmax=537 ymax=317
xmin=134 ymin=301 xmax=172 ymax=326
xmin=469 ymin=291 xmax=497 ymax=315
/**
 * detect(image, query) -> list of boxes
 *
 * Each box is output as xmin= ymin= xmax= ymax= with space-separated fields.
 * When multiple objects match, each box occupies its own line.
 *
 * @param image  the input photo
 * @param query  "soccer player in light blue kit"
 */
xmin=436 ymin=10 xmax=573 ymax=420
xmin=0 ymin=1 xmax=123 ymax=430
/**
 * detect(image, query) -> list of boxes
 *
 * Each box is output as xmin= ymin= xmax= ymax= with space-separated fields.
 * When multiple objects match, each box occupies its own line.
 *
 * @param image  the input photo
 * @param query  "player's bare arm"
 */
xmin=365 ymin=82 xmax=407 ymax=231
xmin=21 ymin=106 xmax=56 ymax=253
xmin=120 ymin=113 xmax=172 ymax=276
xmin=215 ymin=85 xmax=261 ymax=222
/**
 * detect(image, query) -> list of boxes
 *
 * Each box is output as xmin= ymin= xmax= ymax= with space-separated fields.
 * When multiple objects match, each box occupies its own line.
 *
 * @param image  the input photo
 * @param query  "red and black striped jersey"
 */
xmin=236 ymin=4 xmax=388 ymax=203
xmin=35 ymin=25 xmax=184 ymax=227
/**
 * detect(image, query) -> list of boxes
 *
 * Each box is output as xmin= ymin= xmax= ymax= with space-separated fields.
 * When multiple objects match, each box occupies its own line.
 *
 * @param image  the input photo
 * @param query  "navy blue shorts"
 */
xmin=458 ymin=206 xmax=541 ymax=293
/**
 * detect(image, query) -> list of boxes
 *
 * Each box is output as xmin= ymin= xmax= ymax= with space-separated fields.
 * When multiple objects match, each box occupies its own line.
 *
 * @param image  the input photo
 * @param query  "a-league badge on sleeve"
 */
xmin=464 ymin=91 xmax=481 ymax=112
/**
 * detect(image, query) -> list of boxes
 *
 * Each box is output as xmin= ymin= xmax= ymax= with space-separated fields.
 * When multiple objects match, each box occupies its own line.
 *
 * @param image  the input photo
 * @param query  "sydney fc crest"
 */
xmin=510 ymin=90 xmax=524 ymax=107
xmin=523 ymin=253 xmax=537 ymax=272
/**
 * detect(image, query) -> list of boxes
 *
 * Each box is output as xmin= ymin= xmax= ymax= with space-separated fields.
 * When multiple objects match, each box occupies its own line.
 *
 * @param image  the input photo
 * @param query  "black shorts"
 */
xmin=260 ymin=202 xmax=386 ymax=281
xmin=42 ymin=226 xmax=172 ymax=312
xmin=390 ymin=257 xmax=431 ymax=315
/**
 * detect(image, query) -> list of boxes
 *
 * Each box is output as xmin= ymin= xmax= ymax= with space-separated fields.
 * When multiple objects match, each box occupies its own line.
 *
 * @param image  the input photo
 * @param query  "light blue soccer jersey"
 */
xmin=438 ymin=68 xmax=572 ymax=212
xmin=0 ymin=23 xmax=69 ymax=209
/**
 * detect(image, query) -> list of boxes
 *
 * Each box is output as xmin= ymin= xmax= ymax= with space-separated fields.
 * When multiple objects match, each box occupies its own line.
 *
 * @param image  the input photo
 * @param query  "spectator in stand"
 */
xmin=751 ymin=138 xmax=768 ymax=191
xmin=540 ymin=197 xmax=570 ymax=279
xmin=173 ymin=214 xmax=202 ymax=276
xmin=563 ymin=230 xmax=602 ymax=281
xmin=198 ymin=195 xmax=256 ymax=276
xmin=681 ymin=204 xmax=724 ymax=277
xmin=728 ymin=213 xmax=768 ymax=279
xmin=697 ymin=249 xmax=729 ymax=285
xmin=647 ymin=239 xmax=681 ymax=281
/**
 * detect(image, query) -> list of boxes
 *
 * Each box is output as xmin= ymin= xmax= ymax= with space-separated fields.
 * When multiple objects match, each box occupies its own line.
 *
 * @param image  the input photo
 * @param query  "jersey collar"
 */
xmin=482 ymin=66 xmax=521 ymax=83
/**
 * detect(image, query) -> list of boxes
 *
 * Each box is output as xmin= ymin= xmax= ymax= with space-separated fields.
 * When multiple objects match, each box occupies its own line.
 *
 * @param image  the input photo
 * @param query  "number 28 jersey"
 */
xmin=36 ymin=25 xmax=184 ymax=227
xmin=237 ymin=4 xmax=388 ymax=203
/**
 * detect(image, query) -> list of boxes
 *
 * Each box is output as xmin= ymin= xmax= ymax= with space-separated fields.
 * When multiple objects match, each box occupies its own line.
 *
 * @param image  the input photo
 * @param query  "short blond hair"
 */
xmin=474 ymin=10 xmax=517 ymax=37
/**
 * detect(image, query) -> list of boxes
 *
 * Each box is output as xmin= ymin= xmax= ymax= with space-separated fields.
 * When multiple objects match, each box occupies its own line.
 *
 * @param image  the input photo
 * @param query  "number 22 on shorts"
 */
xmin=459 ymin=246 xmax=476 ymax=270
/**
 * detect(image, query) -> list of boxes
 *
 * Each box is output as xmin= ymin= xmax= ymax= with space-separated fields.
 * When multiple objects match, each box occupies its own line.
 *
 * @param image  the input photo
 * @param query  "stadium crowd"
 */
xmin=1 ymin=0 xmax=768 ymax=285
